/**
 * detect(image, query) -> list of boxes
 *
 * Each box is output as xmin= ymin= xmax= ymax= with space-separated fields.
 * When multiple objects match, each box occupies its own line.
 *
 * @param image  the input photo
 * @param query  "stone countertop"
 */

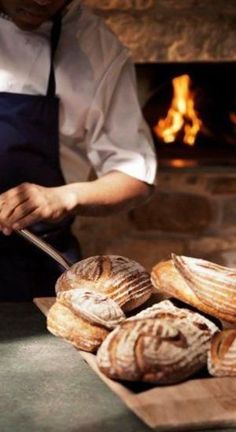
xmin=0 ymin=302 xmax=235 ymax=432
xmin=0 ymin=303 xmax=151 ymax=432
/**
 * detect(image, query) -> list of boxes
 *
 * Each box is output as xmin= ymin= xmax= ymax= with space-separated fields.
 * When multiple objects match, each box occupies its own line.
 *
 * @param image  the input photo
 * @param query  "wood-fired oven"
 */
xmin=79 ymin=0 xmax=236 ymax=270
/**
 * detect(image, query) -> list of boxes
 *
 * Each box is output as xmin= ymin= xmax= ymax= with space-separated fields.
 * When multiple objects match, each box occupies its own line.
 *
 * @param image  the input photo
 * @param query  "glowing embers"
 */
xmin=154 ymin=74 xmax=202 ymax=146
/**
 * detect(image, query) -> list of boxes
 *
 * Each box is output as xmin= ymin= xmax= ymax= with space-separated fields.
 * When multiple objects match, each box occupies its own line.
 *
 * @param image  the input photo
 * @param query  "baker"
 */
xmin=0 ymin=0 xmax=157 ymax=301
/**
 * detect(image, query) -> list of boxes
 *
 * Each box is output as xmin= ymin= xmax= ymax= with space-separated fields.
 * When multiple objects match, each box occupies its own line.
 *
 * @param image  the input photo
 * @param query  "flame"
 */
xmin=154 ymin=74 xmax=202 ymax=146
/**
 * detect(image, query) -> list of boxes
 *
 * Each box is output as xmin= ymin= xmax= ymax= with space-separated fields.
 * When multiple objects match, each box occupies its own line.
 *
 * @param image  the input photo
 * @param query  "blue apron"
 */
xmin=0 ymin=14 xmax=81 ymax=301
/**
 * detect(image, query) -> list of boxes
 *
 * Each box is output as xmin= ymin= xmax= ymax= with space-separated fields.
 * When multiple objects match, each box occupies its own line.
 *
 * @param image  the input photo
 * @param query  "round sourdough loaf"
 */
xmin=55 ymin=255 xmax=153 ymax=312
xmin=47 ymin=288 xmax=125 ymax=352
xmin=97 ymin=301 xmax=218 ymax=384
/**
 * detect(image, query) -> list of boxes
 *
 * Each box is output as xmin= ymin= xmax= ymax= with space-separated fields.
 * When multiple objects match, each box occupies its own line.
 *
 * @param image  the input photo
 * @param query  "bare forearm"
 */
xmin=67 ymin=171 xmax=155 ymax=216
xmin=0 ymin=171 xmax=155 ymax=233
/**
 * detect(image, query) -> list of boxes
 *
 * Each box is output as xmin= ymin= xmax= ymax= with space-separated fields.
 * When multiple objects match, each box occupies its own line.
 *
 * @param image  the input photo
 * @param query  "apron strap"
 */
xmin=47 ymin=12 xmax=62 ymax=97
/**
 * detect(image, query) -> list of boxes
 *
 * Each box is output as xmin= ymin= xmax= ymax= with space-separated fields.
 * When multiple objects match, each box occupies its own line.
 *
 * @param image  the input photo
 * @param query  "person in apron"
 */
xmin=0 ymin=7 xmax=81 ymax=301
xmin=0 ymin=1 xmax=157 ymax=302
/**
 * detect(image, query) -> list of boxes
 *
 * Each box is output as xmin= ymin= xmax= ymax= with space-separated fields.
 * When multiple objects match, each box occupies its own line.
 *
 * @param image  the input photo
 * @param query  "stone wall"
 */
xmin=73 ymin=168 xmax=236 ymax=272
xmin=83 ymin=0 xmax=236 ymax=62
xmin=74 ymin=2 xmax=236 ymax=270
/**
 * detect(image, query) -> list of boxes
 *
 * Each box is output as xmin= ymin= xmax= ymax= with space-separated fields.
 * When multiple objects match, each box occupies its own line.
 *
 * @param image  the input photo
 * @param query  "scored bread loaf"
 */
xmin=208 ymin=329 xmax=236 ymax=377
xmin=47 ymin=288 xmax=125 ymax=352
xmin=129 ymin=299 xmax=219 ymax=331
xmin=56 ymin=255 xmax=153 ymax=312
xmin=97 ymin=300 xmax=218 ymax=384
xmin=151 ymin=254 xmax=236 ymax=323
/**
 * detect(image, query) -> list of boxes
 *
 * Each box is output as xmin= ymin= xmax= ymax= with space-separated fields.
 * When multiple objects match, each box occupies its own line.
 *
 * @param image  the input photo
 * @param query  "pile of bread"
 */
xmin=47 ymin=254 xmax=236 ymax=385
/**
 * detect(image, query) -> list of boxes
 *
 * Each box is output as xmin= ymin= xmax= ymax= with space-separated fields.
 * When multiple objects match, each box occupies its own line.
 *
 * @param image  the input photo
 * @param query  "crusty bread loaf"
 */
xmin=129 ymin=299 xmax=219 ymax=331
xmin=151 ymin=254 xmax=236 ymax=323
xmin=56 ymin=255 xmax=153 ymax=312
xmin=97 ymin=300 xmax=218 ymax=384
xmin=208 ymin=329 xmax=236 ymax=377
xmin=47 ymin=288 xmax=125 ymax=352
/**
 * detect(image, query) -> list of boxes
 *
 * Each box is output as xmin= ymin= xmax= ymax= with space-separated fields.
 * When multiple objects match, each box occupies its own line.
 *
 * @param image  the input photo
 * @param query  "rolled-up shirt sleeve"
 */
xmin=85 ymin=50 xmax=157 ymax=185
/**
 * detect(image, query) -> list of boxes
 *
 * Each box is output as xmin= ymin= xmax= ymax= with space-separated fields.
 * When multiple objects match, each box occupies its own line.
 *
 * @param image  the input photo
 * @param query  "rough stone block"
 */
xmin=85 ymin=0 xmax=154 ymax=10
xmin=210 ymin=178 xmax=236 ymax=195
xmin=130 ymin=192 xmax=215 ymax=233
xmin=219 ymin=250 xmax=236 ymax=267
xmin=72 ymin=213 xmax=132 ymax=258
xmin=104 ymin=235 xmax=186 ymax=271
xmin=222 ymin=198 xmax=236 ymax=229
xmin=187 ymin=235 xmax=236 ymax=257
xmin=84 ymin=0 xmax=236 ymax=62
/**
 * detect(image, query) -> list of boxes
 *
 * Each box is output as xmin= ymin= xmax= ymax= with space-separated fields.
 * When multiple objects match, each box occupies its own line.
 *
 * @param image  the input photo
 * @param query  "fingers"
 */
xmin=0 ymin=205 xmax=45 ymax=233
xmin=12 ymin=208 xmax=41 ymax=230
xmin=0 ymin=183 xmax=70 ymax=235
xmin=0 ymin=197 xmax=32 ymax=223
xmin=0 ymin=183 xmax=41 ymax=233
xmin=0 ymin=224 xmax=12 ymax=236
xmin=0 ymin=183 xmax=32 ymax=215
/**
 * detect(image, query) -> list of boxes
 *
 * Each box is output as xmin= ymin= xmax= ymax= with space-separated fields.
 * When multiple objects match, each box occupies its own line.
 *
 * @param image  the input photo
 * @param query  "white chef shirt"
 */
xmin=0 ymin=1 xmax=157 ymax=185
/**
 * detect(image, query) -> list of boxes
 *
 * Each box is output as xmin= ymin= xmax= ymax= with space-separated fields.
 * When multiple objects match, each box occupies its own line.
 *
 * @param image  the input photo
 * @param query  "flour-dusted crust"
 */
xmin=97 ymin=301 xmax=218 ymax=384
xmin=49 ymin=255 xmax=152 ymax=352
xmin=129 ymin=299 xmax=219 ymax=334
xmin=47 ymin=301 xmax=109 ymax=352
xmin=151 ymin=254 xmax=236 ymax=323
xmin=208 ymin=329 xmax=236 ymax=377
xmin=58 ymin=289 xmax=125 ymax=330
xmin=56 ymin=255 xmax=152 ymax=312
xmin=47 ymin=288 xmax=125 ymax=352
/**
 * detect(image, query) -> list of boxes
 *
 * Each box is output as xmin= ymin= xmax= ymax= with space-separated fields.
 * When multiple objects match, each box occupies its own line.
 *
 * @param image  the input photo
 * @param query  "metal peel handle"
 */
xmin=17 ymin=229 xmax=71 ymax=271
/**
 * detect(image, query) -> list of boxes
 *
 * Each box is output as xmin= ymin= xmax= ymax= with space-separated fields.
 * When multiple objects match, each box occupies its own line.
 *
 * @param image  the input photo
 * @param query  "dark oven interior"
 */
xmin=136 ymin=63 xmax=236 ymax=168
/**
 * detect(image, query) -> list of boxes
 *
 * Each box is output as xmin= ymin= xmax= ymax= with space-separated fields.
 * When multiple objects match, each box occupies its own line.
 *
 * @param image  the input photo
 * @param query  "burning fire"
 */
xmin=154 ymin=74 xmax=202 ymax=146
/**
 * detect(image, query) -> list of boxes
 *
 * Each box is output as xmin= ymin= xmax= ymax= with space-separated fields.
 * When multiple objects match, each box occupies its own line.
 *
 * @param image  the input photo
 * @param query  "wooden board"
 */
xmin=34 ymin=297 xmax=236 ymax=431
